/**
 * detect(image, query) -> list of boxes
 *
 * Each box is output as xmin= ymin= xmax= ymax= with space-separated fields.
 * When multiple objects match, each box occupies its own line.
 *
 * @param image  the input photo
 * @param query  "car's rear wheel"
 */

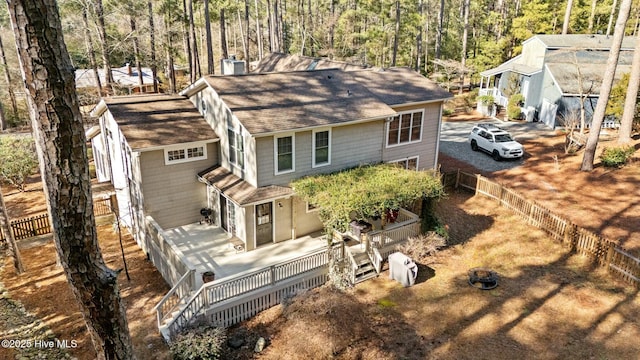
xmin=492 ymin=150 xmax=501 ymax=161
xmin=470 ymin=140 xmax=478 ymax=151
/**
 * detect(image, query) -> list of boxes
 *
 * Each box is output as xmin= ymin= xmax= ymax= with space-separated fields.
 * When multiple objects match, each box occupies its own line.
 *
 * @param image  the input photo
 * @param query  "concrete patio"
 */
xmin=164 ymin=222 xmax=327 ymax=287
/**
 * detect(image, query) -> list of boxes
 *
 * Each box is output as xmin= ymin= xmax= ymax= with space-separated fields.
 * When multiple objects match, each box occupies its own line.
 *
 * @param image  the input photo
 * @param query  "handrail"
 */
xmin=164 ymin=247 xmax=330 ymax=338
xmin=154 ymin=268 xmax=195 ymax=329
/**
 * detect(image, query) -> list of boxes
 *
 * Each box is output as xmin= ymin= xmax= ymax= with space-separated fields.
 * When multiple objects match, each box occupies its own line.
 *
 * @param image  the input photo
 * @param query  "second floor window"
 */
xmin=387 ymin=109 xmax=423 ymax=147
xmin=228 ymin=128 xmax=244 ymax=169
xmin=275 ymin=134 xmax=294 ymax=174
xmin=165 ymin=144 xmax=207 ymax=165
xmin=312 ymin=129 xmax=331 ymax=167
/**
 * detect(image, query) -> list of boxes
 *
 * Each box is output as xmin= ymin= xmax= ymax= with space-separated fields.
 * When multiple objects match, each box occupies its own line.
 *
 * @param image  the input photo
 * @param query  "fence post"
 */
xmin=605 ymin=242 xmax=615 ymax=270
xmin=30 ymin=217 xmax=37 ymax=237
xmin=564 ymin=224 xmax=577 ymax=250
xmin=455 ymin=168 xmax=461 ymax=189
xmin=475 ymin=175 xmax=481 ymax=196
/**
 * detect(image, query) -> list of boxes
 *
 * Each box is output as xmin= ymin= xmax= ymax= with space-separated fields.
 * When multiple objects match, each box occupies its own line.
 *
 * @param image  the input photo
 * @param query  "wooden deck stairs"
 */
xmin=351 ymin=250 xmax=378 ymax=283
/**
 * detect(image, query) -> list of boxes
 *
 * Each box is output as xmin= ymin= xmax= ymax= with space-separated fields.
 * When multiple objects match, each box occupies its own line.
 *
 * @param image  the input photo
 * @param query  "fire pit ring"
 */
xmin=468 ymin=267 xmax=499 ymax=290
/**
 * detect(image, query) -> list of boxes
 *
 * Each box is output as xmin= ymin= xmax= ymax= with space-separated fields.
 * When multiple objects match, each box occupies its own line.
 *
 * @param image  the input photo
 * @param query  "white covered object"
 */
xmin=388 ymin=252 xmax=418 ymax=287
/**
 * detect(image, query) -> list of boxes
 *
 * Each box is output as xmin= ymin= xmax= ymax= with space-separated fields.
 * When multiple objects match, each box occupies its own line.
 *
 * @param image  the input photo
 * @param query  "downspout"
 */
xmin=433 ymin=102 xmax=444 ymax=170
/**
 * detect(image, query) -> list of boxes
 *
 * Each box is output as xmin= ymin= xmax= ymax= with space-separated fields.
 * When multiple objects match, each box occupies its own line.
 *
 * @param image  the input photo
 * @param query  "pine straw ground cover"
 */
xmin=0 ymin=223 xmax=170 ymax=360
xmin=223 ymin=192 xmax=640 ymax=360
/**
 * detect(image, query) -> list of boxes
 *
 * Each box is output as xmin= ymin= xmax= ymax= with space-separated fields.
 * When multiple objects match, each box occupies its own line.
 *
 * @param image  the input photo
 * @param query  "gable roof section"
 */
xmin=200 ymin=69 xmax=398 ymax=135
xmin=252 ymin=52 xmax=370 ymax=73
xmin=480 ymin=55 xmax=541 ymax=77
xmin=198 ymin=165 xmax=293 ymax=205
xmin=530 ymin=34 xmax=638 ymax=51
xmin=102 ymin=94 xmax=218 ymax=151
xmin=349 ymin=67 xmax=452 ymax=106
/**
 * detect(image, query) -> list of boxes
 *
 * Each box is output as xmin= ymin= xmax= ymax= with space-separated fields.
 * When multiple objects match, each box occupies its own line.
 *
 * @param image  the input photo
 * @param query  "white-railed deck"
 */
xmin=163 ymin=223 xmax=327 ymax=288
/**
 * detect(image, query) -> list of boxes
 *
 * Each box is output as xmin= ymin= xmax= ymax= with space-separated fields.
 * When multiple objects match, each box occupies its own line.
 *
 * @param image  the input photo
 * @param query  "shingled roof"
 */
xmin=198 ymin=165 xmax=293 ymax=205
xmin=195 ymin=67 xmax=450 ymax=135
xmin=200 ymin=69 xmax=398 ymax=135
xmin=100 ymin=94 xmax=218 ymax=150
xmin=252 ymin=52 xmax=370 ymax=73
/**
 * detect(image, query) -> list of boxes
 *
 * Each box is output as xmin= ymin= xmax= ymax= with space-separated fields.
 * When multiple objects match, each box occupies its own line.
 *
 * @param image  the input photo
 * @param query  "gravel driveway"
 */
xmin=439 ymin=119 xmax=553 ymax=173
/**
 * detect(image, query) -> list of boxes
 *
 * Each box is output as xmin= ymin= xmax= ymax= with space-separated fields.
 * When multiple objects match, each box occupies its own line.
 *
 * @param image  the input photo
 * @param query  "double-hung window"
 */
xmin=228 ymin=128 xmax=245 ymax=169
xmin=275 ymin=134 xmax=295 ymax=174
xmin=387 ymin=110 xmax=423 ymax=147
xmin=312 ymin=129 xmax=331 ymax=167
xmin=391 ymin=156 xmax=419 ymax=170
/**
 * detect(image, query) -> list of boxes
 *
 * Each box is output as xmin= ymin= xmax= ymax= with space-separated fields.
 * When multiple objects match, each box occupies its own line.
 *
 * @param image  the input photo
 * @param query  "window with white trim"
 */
xmin=275 ymin=134 xmax=295 ymax=174
xmin=312 ymin=129 xmax=331 ymax=167
xmin=306 ymin=202 xmax=319 ymax=212
xmin=164 ymin=144 xmax=207 ymax=165
xmin=386 ymin=110 xmax=423 ymax=147
xmin=390 ymin=156 xmax=419 ymax=170
xmin=228 ymin=128 xmax=245 ymax=169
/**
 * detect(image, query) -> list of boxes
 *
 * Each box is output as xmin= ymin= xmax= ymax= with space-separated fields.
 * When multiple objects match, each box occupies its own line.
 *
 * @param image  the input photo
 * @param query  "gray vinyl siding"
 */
xmin=139 ymin=142 xmax=218 ymax=229
xmin=244 ymin=204 xmax=255 ymax=251
xmin=382 ymin=103 xmax=442 ymax=170
xmin=294 ymin=197 xmax=324 ymax=237
xmin=274 ymin=198 xmax=293 ymax=242
xmin=190 ymin=87 xmax=258 ymax=187
xmin=255 ymin=121 xmax=385 ymax=187
xmin=521 ymin=38 xmax=547 ymax=68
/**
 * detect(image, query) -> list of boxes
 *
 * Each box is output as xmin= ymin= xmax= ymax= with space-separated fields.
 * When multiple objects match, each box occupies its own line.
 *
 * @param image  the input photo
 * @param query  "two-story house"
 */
xmin=479 ymin=34 xmax=637 ymax=128
xmin=91 ymin=67 xmax=451 ymax=254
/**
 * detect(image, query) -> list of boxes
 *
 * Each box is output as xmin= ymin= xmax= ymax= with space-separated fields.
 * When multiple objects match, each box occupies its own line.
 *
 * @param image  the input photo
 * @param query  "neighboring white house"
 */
xmin=90 ymin=67 xmax=451 ymax=254
xmin=76 ymin=64 xmax=156 ymax=94
xmin=479 ymin=34 xmax=638 ymax=128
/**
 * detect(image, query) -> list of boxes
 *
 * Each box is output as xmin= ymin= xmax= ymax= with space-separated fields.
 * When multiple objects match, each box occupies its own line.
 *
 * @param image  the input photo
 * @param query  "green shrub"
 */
xmin=600 ymin=146 xmax=635 ymax=168
xmin=477 ymin=94 xmax=494 ymax=106
xmin=507 ymin=94 xmax=525 ymax=120
xmin=0 ymin=136 xmax=38 ymax=191
xmin=170 ymin=325 xmax=226 ymax=360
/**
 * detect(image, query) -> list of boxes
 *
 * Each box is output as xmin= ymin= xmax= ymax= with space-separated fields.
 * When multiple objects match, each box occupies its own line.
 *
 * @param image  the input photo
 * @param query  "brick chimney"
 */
xmin=126 ymin=63 xmax=132 ymax=76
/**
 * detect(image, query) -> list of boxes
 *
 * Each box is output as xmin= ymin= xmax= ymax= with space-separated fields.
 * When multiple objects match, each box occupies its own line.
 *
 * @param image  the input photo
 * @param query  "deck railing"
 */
xmin=164 ymin=246 xmax=334 ymax=339
xmin=154 ymin=269 xmax=196 ymax=329
xmin=145 ymin=216 xmax=194 ymax=290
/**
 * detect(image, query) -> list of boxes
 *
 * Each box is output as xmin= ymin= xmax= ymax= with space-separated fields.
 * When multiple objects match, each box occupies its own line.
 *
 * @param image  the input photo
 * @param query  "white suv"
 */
xmin=468 ymin=123 xmax=524 ymax=160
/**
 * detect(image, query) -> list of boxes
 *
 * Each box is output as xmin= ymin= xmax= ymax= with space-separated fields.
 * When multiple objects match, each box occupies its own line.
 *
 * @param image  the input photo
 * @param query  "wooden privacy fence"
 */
xmin=445 ymin=170 xmax=640 ymax=287
xmin=0 ymin=196 xmax=114 ymax=243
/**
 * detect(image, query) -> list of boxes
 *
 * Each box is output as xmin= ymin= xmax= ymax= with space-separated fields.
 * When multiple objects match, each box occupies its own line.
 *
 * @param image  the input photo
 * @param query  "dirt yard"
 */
xmin=1 ymin=113 xmax=640 ymax=359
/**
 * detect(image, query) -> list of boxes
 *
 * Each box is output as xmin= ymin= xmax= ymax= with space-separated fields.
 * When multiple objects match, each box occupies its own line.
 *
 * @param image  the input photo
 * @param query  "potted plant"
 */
xmin=477 ymin=95 xmax=495 ymax=116
xmin=202 ymin=271 xmax=215 ymax=283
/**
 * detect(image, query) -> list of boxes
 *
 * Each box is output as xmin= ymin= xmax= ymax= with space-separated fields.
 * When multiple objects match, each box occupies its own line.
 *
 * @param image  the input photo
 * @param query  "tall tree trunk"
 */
xmin=188 ymin=0 xmax=200 ymax=81
xmin=95 ymin=0 xmax=113 ymax=93
xmin=588 ymin=0 xmax=598 ymax=33
xmin=424 ymin=0 xmax=430 ymax=74
xmin=0 ymin=101 xmax=6 ymax=131
xmin=562 ymin=0 xmax=574 ymax=34
xmin=0 ymin=189 xmax=24 ymax=273
xmin=618 ymin=36 xmax=640 ymax=143
xmin=256 ymin=0 xmax=264 ymax=59
xmin=130 ymin=17 xmax=144 ymax=92
xmin=220 ymin=9 xmax=229 ymax=59
xmin=581 ymin=0 xmax=633 ymax=171
xmin=181 ymin=0 xmax=193 ymax=82
xmin=392 ymin=0 xmax=400 ymax=66
xmin=6 ymin=0 xmax=134 ymax=358
xmin=459 ymin=0 xmax=469 ymax=95
xmin=329 ymin=0 xmax=335 ymax=53
xmin=416 ymin=0 xmax=423 ymax=71
xmin=204 ymin=0 xmax=214 ymax=74
xmin=435 ymin=0 xmax=444 ymax=61
xmin=607 ymin=0 xmax=619 ymax=36
xmin=0 ymin=34 xmax=18 ymax=120
xmin=244 ymin=0 xmax=250 ymax=72
xmin=148 ymin=1 xmax=159 ymax=92
xmin=164 ymin=11 xmax=177 ymax=93
xmin=82 ymin=6 xmax=103 ymax=98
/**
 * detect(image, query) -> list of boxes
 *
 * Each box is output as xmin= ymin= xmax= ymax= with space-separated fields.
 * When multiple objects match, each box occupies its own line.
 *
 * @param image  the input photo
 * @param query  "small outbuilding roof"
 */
xmin=98 ymin=94 xmax=218 ymax=151
xmin=198 ymin=165 xmax=293 ymax=205
xmin=252 ymin=52 xmax=370 ymax=73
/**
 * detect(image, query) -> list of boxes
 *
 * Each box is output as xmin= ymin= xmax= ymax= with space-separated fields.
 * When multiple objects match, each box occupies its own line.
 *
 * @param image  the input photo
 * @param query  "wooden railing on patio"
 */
xmin=445 ymin=170 xmax=640 ymax=288
xmin=145 ymin=216 xmax=195 ymax=290
xmin=154 ymin=269 xmax=196 ymax=329
xmin=164 ymin=246 xmax=336 ymax=340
